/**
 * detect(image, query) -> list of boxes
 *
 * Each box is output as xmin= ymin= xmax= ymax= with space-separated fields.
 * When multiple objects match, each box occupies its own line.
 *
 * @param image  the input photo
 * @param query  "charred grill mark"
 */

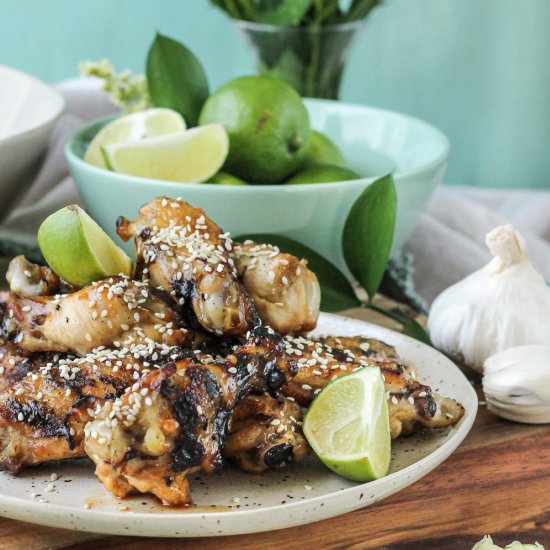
xmin=4 ymin=397 xmax=67 ymax=438
xmin=5 ymin=357 xmax=33 ymax=384
xmin=239 ymin=326 xmax=298 ymax=395
xmin=211 ymin=407 xmax=231 ymax=472
xmin=43 ymin=371 xmax=89 ymax=398
xmin=381 ymin=363 xmax=405 ymax=376
xmin=161 ymin=369 xmax=221 ymax=472
xmin=138 ymin=227 xmax=152 ymax=240
xmin=412 ymin=385 xmax=438 ymax=419
xmin=123 ymin=449 xmax=154 ymax=463
xmin=264 ymin=443 xmax=293 ymax=468
xmin=330 ymin=347 xmax=351 ymax=362
xmin=97 ymin=373 xmax=130 ymax=396
xmin=173 ymin=279 xmax=198 ymax=326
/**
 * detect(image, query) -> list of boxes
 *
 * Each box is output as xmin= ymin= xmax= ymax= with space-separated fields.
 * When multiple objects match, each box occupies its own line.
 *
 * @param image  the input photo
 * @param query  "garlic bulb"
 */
xmin=428 ymin=224 xmax=550 ymax=372
xmin=483 ymin=345 xmax=550 ymax=424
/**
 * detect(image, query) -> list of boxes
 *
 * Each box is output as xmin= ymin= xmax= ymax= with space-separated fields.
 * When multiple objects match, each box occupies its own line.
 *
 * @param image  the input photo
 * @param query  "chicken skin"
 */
xmin=0 ymin=276 xmax=190 ymax=355
xmin=224 ymin=393 xmax=309 ymax=473
xmin=0 ymin=337 xmax=186 ymax=473
xmin=85 ymin=326 xmax=298 ymax=505
xmin=282 ymin=335 xmax=464 ymax=439
xmin=117 ymin=197 xmax=257 ymax=336
xmin=232 ymin=241 xmax=320 ymax=334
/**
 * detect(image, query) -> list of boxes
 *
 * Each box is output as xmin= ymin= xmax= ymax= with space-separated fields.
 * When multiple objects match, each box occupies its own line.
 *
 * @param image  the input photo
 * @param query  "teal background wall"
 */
xmin=1 ymin=0 xmax=549 ymax=188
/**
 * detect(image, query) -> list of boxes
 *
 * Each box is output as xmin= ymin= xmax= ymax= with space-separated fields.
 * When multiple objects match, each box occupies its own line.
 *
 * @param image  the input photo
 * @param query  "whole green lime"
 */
xmin=198 ymin=76 xmax=311 ymax=183
xmin=206 ymin=171 xmax=246 ymax=185
xmin=302 ymin=130 xmax=346 ymax=168
xmin=287 ymin=164 xmax=361 ymax=184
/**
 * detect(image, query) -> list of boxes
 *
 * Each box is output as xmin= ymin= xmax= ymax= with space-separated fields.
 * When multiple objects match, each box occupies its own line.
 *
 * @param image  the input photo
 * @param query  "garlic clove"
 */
xmin=483 ymin=344 xmax=550 ymax=424
xmin=428 ymin=224 xmax=550 ymax=373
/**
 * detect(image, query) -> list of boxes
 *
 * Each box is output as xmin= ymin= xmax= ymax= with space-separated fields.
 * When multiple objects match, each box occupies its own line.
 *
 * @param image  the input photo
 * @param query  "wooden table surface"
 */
xmin=0 ymin=297 xmax=548 ymax=549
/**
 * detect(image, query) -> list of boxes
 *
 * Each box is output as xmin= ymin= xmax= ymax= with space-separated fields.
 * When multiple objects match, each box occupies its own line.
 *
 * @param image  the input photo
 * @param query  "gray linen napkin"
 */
xmin=2 ymin=79 xmax=549 ymax=305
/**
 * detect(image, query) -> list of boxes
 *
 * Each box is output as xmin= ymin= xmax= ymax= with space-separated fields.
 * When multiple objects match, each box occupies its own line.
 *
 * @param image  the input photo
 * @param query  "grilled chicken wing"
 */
xmin=0 ymin=337 xmax=186 ymax=473
xmin=117 ymin=197 xmax=256 ymax=336
xmin=232 ymin=241 xmax=320 ymax=334
xmin=224 ymin=393 xmax=309 ymax=473
xmin=6 ymin=256 xmax=65 ymax=297
xmin=282 ymin=335 xmax=464 ymax=439
xmin=85 ymin=326 xmax=297 ymax=505
xmin=0 ymin=276 xmax=190 ymax=355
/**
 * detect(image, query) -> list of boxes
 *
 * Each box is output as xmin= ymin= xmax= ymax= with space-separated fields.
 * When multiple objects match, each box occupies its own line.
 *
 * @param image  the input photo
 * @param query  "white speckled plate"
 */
xmin=0 ymin=313 xmax=477 ymax=537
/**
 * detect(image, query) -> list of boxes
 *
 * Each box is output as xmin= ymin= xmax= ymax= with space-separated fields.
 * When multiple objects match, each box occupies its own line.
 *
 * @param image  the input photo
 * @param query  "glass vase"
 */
xmin=235 ymin=20 xmax=365 ymax=100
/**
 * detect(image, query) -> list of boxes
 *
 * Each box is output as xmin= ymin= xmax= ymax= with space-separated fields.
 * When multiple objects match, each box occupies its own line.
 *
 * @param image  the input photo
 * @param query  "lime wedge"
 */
xmin=84 ymin=108 xmax=186 ymax=168
xmin=102 ymin=124 xmax=229 ymax=183
xmin=303 ymin=366 xmax=391 ymax=482
xmin=37 ymin=205 xmax=132 ymax=287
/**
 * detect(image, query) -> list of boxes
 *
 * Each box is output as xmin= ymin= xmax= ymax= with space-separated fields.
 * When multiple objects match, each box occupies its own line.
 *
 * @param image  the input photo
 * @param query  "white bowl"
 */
xmin=67 ymin=100 xmax=449 ymax=267
xmin=0 ymin=66 xmax=65 ymax=222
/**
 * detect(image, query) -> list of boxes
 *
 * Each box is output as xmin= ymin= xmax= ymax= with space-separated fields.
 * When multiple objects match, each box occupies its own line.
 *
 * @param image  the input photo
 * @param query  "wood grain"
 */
xmin=0 ymin=306 xmax=548 ymax=549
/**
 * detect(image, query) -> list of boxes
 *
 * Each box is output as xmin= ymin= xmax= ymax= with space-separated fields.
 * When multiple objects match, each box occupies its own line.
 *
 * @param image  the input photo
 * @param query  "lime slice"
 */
xmin=84 ymin=108 xmax=186 ymax=168
xmin=303 ymin=366 xmax=391 ymax=482
xmin=37 ymin=205 xmax=132 ymax=287
xmin=102 ymin=124 xmax=229 ymax=183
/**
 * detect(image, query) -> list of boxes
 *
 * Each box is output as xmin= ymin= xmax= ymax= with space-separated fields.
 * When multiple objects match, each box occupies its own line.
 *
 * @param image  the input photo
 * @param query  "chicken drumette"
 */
xmin=0 ymin=276 xmax=190 ymax=355
xmin=224 ymin=393 xmax=309 ymax=473
xmin=117 ymin=198 xmax=321 ymax=336
xmin=232 ymin=241 xmax=320 ymax=334
xmin=0 ymin=336 xmax=186 ymax=473
xmin=282 ymin=335 xmax=464 ymax=439
xmin=85 ymin=326 xmax=298 ymax=505
xmin=117 ymin=197 xmax=257 ymax=336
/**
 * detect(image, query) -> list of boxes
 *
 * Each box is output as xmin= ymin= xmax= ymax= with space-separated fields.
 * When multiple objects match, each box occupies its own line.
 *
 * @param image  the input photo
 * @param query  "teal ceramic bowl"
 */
xmin=65 ymin=99 xmax=449 ymax=268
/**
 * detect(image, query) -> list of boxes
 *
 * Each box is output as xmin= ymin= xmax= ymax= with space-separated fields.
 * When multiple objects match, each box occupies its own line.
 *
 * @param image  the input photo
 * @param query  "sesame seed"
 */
xmin=21 ymin=305 xmax=32 ymax=312
xmin=304 ymin=485 xmax=313 ymax=491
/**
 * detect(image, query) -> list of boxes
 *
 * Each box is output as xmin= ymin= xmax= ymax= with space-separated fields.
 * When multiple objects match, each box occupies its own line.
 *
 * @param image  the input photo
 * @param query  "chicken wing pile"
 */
xmin=0 ymin=197 xmax=464 ymax=506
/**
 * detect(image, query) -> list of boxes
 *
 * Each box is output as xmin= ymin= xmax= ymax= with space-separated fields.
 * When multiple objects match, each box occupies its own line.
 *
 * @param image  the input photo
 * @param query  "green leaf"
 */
xmin=251 ymin=0 xmax=313 ymax=25
xmin=146 ymin=33 xmax=209 ymax=127
xmin=342 ymin=174 xmax=397 ymax=301
xmin=401 ymin=317 xmax=432 ymax=346
xmin=235 ymin=233 xmax=361 ymax=312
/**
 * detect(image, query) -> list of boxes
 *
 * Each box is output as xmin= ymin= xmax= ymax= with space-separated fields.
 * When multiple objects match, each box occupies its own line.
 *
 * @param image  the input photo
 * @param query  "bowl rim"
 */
xmin=65 ymin=99 xmax=450 ymax=190
xmin=0 ymin=65 xmax=65 ymax=147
